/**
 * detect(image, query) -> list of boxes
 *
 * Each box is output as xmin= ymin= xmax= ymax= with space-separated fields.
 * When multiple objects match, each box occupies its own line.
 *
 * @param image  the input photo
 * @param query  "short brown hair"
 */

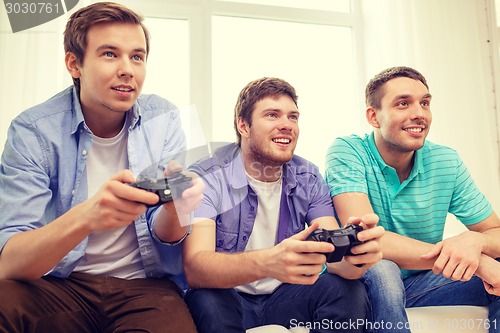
xmin=63 ymin=2 xmax=150 ymax=91
xmin=234 ymin=77 xmax=298 ymax=145
xmin=365 ymin=66 xmax=429 ymax=109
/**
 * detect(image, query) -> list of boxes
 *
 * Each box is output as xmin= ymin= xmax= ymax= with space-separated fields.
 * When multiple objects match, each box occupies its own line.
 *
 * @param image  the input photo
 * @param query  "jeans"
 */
xmin=362 ymin=259 xmax=500 ymax=333
xmin=185 ymin=273 xmax=369 ymax=333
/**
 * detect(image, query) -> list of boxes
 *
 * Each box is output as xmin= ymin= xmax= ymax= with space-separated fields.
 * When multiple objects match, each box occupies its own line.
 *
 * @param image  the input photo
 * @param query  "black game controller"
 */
xmin=129 ymin=172 xmax=193 ymax=207
xmin=306 ymin=224 xmax=364 ymax=263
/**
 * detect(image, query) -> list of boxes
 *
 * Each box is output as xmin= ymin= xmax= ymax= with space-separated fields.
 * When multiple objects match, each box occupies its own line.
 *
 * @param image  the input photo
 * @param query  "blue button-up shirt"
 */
xmin=188 ymin=143 xmax=334 ymax=253
xmin=0 ymin=86 xmax=187 ymax=284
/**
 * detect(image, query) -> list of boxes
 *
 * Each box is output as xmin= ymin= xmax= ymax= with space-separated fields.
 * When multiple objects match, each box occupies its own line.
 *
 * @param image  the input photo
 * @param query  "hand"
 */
xmin=263 ymin=223 xmax=335 ymax=285
xmin=421 ymin=231 xmax=484 ymax=281
xmin=79 ymin=170 xmax=159 ymax=232
xmin=475 ymin=255 xmax=500 ymax=296
xmin=330 ymin=214 xmax=384 ymax=278
xmin=162 ymin=160 xmax=205 ymax=220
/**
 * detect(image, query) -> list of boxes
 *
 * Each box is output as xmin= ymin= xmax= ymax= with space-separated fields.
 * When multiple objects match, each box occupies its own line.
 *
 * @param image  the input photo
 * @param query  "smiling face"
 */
xmin=65 ymin=22 xmax=147 ymax=137
xmin=238 ymin=95 xmax=299 ymax=180
xmin=367 ymin=77 xmax=432 ymax=161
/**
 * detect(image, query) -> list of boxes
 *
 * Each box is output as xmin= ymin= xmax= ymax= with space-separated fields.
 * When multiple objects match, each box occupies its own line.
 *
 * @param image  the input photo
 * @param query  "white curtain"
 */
xmin=360 ymin=0 xmax=500 ymax=212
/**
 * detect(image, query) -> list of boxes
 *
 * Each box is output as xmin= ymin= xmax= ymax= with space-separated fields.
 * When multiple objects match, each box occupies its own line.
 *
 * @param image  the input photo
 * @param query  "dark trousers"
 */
xmin=0 ymin=272 xmax=197 ymax=333
xmin=185 ymin=274 xmax=369 ymax=333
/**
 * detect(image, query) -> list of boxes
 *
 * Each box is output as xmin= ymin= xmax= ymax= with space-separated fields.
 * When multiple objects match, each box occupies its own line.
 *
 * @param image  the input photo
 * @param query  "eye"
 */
xmin=266 ymin=112 xmax=278 ymax=118
xmin=132 ymin=54 xmax=144 ymax=62
xmin=421 ymin=100 xmax=430 ymax=107
xmin=396 ymin=101 xmax=408 ymax=107
xmin=289 ymin=114 xmax=299 ymax=121
xmin=104 ymin=51 xmax=116 ymax=58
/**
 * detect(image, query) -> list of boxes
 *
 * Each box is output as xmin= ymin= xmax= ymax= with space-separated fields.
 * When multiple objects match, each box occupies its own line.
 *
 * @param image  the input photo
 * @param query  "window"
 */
xmin=138 ymin=0 xmax=361 ymax=172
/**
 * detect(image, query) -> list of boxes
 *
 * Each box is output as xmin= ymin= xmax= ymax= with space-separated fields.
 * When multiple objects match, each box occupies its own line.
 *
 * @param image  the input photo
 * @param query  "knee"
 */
xmin=362 ymin=260 xmax=405 ymax=301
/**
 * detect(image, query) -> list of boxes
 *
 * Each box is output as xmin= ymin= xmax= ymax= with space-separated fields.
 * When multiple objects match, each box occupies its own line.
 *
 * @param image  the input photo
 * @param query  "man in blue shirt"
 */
xmin=183 ymin=77 xmax=385 ymax=332
xmin=0 ymin=3 xmax=203 ymax=332
xmin=325 ymin=66 xmax=500 ymax=333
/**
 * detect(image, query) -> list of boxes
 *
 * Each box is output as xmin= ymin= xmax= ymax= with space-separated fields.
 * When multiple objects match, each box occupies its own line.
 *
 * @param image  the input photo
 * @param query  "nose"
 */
xmin=117 ymin=58 xmax=134 ymax=78
xmin=411 ymin=103 xmax=425 ymax=120
xmin=278 ymin=115 xmax=294 ymax=131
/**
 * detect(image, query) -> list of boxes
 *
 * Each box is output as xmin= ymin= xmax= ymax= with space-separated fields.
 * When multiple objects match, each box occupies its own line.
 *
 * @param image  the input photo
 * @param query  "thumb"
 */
xmin=292 ymin=222 xmax=320 ymax=241
xmin=111 ymin=169 xmax=136 ymax=184
xmin=421 ymin=242 xmax=442 ymax=260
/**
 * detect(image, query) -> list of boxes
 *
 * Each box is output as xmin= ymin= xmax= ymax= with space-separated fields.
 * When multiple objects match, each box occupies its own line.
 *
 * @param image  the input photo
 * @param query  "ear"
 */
xmin=237 ymin=117 xmax=250 ymax=140
xmin=365 ymin=107 xmax=380 ymax=128
xmin=65 ymin=52 xmax=81 ymax=79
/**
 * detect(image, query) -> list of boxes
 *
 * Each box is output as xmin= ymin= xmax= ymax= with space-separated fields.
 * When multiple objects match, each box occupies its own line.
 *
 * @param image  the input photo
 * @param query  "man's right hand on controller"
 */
xmin=79 ymin=170 xmax=160 ymax=233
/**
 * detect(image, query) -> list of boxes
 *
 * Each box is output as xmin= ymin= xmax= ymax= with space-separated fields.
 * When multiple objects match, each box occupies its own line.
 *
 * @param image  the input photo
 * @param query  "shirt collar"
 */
xmin=367 ymin=131 xmax=423 ymax=178
xmin=69 ymin=86 xmax=142 ymax=134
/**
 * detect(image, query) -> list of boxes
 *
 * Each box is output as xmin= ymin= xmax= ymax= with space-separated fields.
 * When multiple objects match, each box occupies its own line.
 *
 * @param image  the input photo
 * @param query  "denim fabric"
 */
xmin=0 ymin=86 xmax=187 ymax=284
xmin=185 ymin=274 xmax=369 ymax=333
xmin=362 ymin=260 xmax=500 ymax=333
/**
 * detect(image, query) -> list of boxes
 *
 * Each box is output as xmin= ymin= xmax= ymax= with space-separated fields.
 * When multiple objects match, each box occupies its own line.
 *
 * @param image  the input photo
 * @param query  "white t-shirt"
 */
xmin=235 ymin=172 xmax=283 ymax=294
xmin=74 ymin=119 xmax=146 ymax=279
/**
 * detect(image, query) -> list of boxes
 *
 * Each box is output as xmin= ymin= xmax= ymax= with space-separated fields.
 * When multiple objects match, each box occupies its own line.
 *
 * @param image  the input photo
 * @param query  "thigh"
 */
xmin=405 ymin=270 xmax=491 ymax=307
xmin=102 ymin=277 xmax=197 ymax=333
xmin=186 ymin=287 xmax=246 ymax=333
xmin=0 ymin=275 xmax=101 ymax=333
xmin=262 ymin=274 xmax=368 ymax=333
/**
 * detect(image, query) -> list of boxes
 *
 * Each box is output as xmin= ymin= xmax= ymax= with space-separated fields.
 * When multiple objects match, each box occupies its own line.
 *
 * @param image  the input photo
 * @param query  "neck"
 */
xmin=241 ymin=145 xmax=283 ymax=182
xmin=374 ymin=136 xmax=414 ymax=183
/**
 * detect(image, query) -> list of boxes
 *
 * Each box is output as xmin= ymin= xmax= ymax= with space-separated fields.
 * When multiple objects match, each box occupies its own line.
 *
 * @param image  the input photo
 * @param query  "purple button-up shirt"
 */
xmin=188 ymin=144 xmax=335 ymax=253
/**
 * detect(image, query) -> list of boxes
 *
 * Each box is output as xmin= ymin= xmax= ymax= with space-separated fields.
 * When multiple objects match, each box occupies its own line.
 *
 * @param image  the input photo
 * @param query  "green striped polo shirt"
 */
xmin=325 ymin=132 xmax=492 ymax=278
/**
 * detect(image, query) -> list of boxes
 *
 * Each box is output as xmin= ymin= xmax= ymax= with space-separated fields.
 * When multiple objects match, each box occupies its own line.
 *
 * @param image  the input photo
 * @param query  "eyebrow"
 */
xmin=95 ymin=44 xmax=147 ymax=54
xmin=393 ymin=93 xmax=432 ymax=101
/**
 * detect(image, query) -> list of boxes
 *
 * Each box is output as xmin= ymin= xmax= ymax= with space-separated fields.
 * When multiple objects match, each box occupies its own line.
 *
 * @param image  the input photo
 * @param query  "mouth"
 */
xmin=272 ymin=138 xmax=291 ymax=144
xmin=112 ymin=85 xmax=135 ymax=93
xmin=403 ymin=126 xmax=425 ymax=134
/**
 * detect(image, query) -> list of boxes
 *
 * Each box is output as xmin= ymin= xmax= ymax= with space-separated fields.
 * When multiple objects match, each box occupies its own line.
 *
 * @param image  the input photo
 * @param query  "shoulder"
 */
xmin=420 ymin=141 xmax=461 ymax=165
xmin=286 ymin=155 xmax=324 ymax=183
xmin=328 ymin=134 xmax=369 ymax=153
xmin=189 ymin=143 xmax=240 ymax=175
xmin=15 ymin=87 xmax=74 ymax=125
xmin=136 ymin=94 xmax=179 ymax=118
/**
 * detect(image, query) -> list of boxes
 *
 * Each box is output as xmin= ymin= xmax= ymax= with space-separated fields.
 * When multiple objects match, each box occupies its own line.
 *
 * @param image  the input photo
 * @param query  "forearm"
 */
xmin=479 ymin=227 xmax=500 ymax=258
xmin=154 ymin=203 xmax=190 ymax=243
xmin=380 ymin=231 xmax=435 ymax=270
xmin=0 ymin=205 xmax=91 ymax=280
xmin=184 ymin=250 xmax=268 ymax=289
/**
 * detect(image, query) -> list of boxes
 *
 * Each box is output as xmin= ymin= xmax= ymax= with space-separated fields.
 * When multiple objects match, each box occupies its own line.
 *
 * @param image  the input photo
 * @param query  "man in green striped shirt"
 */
xmin=325 ymin=66 xmax=500 ymax=333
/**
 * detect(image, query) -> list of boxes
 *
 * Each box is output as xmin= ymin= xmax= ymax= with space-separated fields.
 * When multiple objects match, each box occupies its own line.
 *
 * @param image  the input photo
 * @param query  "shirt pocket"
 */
xmin=215 ymin=228 xmax=239 ymax=252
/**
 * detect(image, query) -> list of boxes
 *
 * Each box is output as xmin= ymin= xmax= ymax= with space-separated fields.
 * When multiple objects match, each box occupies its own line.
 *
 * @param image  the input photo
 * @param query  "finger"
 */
xmin=483 ymin=281 xmax=495 ymax=295
xmin=360 ymin=213 xmax=379 ymax=228
xmin=118 ymin=182 xmax=159 ymax=205
xmin=431 ymin=251 xmax=450 ymax=275
xmin=438 ymin=256 xmax=457 ymax=278
xmin=357 ymin=225 xmax=384 ymax=242
xmin=291 ymin=222 xmax=320 ymax=241
xmin=450 ymin=263 xmax=467 ymax=281
xmin=346 ymin=216 xmax=362 ymax=226
xmin=164 ymin=160 xmax=184 ymax=176
xmin=461 ymin=265 xmax=476 ymax=282
xmin=420 ymin=242 xmax=442 ymax=260
xmin=110 ymin=169 xmax=136 ymax=184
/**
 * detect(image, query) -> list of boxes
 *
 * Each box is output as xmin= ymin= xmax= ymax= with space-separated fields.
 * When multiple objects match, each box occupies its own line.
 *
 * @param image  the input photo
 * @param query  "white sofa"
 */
xmin=247 ymin=306 xmax=489 ymax=333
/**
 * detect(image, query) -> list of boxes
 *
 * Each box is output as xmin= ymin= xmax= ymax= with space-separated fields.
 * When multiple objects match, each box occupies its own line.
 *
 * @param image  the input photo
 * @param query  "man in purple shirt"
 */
xmin=184 ymin=77 xmax=385 ymax=332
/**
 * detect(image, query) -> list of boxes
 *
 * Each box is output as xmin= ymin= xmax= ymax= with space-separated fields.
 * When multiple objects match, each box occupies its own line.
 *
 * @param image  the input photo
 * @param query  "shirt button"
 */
xmin=250 ymin=206 xmax=254 ymax=211
xmin=242 ymin=236 xmax=247 ymax=241
xmin=82 ymin=149 xmax=87 ymax=156
xmin=71 ymin=190 xmax=75 ymax=196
